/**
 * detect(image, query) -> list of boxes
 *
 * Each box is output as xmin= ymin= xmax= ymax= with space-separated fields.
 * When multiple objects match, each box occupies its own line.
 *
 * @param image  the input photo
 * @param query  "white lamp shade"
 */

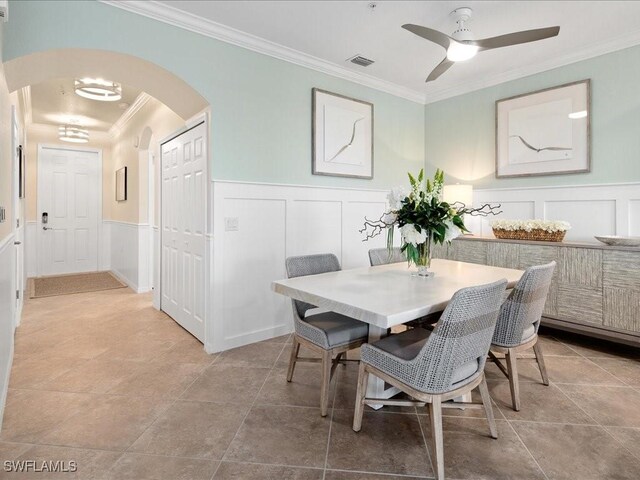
xmin=443 ymin=184 xmax=473 ymax=206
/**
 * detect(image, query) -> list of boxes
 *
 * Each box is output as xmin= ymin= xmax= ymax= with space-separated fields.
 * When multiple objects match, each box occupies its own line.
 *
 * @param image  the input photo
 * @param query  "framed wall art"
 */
xmin=116 ymin=166 xmax=127 ymax=201
xmin=496 ymin=79 xmax=590 ymax=178
xmin=312 ymin=88 xmax=373 ymax=179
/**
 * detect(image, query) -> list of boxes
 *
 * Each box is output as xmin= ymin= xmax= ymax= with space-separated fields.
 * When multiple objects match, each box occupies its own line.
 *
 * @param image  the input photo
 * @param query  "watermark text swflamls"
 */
xmin=4 ymin=460 xmax=78 ymax=473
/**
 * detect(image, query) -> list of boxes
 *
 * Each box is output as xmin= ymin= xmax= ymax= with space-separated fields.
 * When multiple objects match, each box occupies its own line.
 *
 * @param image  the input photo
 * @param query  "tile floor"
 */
xmin=1 ymin=288 xmax=640 ymax=479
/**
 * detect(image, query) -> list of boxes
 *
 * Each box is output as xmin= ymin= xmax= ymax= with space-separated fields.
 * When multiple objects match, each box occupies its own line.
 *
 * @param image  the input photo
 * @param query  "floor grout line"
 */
xmin=321 ymin=359 xmax=341 ymax=480
xmin=504 ymin=418 xmax=551 ymax=480
xmin=209 ymin=340 xmax=290 ymax=480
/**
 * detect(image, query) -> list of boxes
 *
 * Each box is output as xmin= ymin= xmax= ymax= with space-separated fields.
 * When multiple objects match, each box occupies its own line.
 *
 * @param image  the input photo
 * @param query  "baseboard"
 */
xmin=109 ymin=268 xmax=140 ymax=293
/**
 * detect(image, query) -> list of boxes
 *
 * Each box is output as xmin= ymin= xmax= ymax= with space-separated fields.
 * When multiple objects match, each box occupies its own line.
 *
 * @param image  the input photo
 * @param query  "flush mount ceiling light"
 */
xmin=58 ymin=125 xmax=89 ymax=143
xmin=74 ymin=78 xmax=122 ymax=102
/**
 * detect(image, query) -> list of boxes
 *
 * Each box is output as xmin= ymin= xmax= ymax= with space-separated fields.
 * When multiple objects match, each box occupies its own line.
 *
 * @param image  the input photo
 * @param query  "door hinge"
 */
xmin=16 ymin=290 xmax=20 ymax=300
xmin=16 ymin=218 xmax=20 ymax=228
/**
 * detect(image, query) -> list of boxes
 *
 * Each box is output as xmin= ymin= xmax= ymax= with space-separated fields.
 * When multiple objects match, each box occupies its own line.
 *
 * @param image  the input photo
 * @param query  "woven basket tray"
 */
xmin=492 ymin=228 xmax=566 ymax=242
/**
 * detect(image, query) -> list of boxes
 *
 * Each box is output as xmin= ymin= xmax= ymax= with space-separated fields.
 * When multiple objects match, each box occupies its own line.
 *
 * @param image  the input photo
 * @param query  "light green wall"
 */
xmin=424 ymin=44 xmax=640 ymax=188
xmin=5 ymin=0 xmax=424 ymax=189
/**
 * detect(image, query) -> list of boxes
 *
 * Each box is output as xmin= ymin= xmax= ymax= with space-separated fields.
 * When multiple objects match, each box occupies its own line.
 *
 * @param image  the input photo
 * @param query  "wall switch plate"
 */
xmin=0 ymin=206 xmax=5 ymax=223
xmin=224 ymin=217 xmax=239 ymax=232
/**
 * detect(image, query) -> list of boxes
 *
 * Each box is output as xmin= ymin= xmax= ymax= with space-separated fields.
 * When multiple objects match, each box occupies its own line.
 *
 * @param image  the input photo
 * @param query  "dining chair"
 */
xmin=353 ymin=279 xmax=508 ymax=480
xmin=368 ymin=247 xmax=406 ymax=266
xmin=368 ymin=247 xmax=440 ymax=330
xmin=489 ymin=261 xmax=556 ymax=411
xmin=285 ymin=253 xmax=369 ymax=417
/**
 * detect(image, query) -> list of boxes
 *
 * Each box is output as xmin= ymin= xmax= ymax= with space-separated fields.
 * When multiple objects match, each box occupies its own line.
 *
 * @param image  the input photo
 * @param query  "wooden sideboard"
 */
xmin=432 ymin=236 xmax=640 ymax=346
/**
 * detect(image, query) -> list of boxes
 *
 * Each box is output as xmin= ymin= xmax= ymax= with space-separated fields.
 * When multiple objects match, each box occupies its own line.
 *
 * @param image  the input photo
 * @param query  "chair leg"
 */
xmin=428 ymin=397 xmax=445 ymax=480
xmin=505 ymin=349 xmax=521 ymax=411
xmin=533 ymin=340 xmax=550 ymax=386
xmin=478 ymin=375 xmax=498 ymax=439
xmin=320 ymin=350 xmax=332 ymax=417
xmin=352 ymin=361 xmax=369 ymax=432
xmin=286 ymin=337 xmax=300 ymax=382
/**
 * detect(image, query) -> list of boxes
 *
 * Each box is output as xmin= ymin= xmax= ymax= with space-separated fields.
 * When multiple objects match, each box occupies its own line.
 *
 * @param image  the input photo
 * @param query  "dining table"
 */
xmin=272 ymin=258 xmax=524 ymax=408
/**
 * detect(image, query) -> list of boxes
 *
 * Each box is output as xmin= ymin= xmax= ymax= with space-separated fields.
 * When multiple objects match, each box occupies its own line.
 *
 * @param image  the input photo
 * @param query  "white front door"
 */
xmin=37 ymin=146 xmax=100 ymax=276
xmin=161 ymin=122 xmax=206 ymax=342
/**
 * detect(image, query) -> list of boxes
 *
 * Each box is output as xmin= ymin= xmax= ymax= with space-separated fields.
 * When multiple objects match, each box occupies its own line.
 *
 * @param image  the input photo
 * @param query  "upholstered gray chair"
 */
xmin=285 ymin=253 xmax=369 ymax=417
xmin=353 ymin=279 xmax=508 ymax=480
xmin=368 ymin=247 xmax=440 ymax=330
xmin=368 ymin=247 xmax=406 ymax=266
xmin=489 ymin=261 xmax=556 ymax=411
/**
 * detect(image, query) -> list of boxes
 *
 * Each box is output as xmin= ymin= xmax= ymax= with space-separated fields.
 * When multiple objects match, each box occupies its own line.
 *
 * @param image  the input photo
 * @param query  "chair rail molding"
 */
xmin=468 ymin=182 xmax=640 ymax=242
xmin=209 ymin=180 xmax=389 ymax=352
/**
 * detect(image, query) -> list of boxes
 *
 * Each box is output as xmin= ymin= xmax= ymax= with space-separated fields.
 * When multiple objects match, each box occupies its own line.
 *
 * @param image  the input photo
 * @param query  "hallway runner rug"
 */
xmin=30 ymin=271 xmax=127 ymax=298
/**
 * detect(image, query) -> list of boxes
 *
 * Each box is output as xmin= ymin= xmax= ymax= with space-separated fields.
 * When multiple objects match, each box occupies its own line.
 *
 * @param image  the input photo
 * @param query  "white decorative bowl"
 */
xmin=594 ymin=235 xmax=640 ymax=247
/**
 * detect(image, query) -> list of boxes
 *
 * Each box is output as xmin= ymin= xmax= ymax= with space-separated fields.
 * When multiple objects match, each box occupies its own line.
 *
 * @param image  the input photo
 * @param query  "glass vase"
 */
xmin=413 ymin=236 xmax=434 ymax=278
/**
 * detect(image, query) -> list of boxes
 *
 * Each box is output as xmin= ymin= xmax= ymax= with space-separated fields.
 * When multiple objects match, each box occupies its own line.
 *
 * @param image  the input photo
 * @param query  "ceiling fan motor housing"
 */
xmin=450 ymin=7 xmax=474 ymax=42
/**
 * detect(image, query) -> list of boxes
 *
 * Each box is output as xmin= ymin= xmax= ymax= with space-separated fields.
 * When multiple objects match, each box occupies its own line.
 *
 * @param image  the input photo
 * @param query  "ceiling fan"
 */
xmin=403 ymin=7 xmax=560 ymax=82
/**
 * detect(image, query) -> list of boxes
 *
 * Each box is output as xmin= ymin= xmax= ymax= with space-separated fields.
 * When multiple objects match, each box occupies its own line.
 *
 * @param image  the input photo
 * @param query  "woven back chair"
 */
xmin=353 ymin=279 xmax=507 ymax=480
xmin=284 ymin=253 xmax=369 ymax=416
xmin=489 ymin=262 xmax=556 ymax=411
xmin=368 ymin=247 xmax=406 ymax=267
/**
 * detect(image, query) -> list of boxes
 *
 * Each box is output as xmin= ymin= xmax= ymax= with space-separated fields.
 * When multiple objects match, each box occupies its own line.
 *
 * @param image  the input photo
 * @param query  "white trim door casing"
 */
xmin=160 ymin=122 xmax=207 ymax=342
xmin=37 ymin=145 xmax=102 ymax=276
xmin=11 ymin=107 xmax=24 ymax=324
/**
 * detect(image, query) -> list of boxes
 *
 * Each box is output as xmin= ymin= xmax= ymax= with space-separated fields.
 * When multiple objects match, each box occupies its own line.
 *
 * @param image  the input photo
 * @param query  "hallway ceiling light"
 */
xmin=58 ymin=125 xmax=89 ymax=143
xmin=74 ymin=77 xmax=122 ymax=102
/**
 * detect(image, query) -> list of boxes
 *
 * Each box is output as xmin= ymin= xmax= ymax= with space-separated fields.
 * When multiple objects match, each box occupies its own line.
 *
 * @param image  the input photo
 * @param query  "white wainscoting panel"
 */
xmin=0 ymin=233 xmax=16 ymax=429
xmin=472 ymin=183 xmax=640 ymax=241
xmin=209 ymin=181 xmax=388 ymax=352
xmin=25 ymin=221 xmax=37 ymax=278
xmin=108 ymin=221 xmax=142 ymax=292
xmin=153 ymin=226 xmax=161 ymax=310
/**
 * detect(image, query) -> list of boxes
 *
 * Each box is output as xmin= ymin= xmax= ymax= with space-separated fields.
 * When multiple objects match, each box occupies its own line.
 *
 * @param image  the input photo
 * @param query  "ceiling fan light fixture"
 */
xmin=74 ymin=78 xmax=122 ymax=102
xmin=58 ymin=125 xmax=89 ymax=143
xmin=446 ymin=41 xmax=479 ymax=62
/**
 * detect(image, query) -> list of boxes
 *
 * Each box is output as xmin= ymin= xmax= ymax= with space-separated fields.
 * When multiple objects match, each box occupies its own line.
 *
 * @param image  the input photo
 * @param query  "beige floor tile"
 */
xmin=0 ymin=390 xmax=94 ymax=444
xmin=8 ymin=356 xmax=89 ymax=390
xmin=259 ymin=333 xmax=292 ymax=344
xmin=106 ymin=361 xmax=204 ymax=398
xmin=129 ymin=400 xmax=248 ymax=459
xmin=181 ymin=364 xmax=270 ymax=404
xmin=588 ymin=357 xmax=640 ymax=386
xmin=152 ymin=336 xmax=216 ymax=366
xmin=604 ymin=426 xmax=640 ymax=459
xmin=513 ymin=422 xmax=640 ymax=480
xmin=557 ymin=384 xmax=640 ymax=427
xmin=421 ymin=417 xmax=545 ymax=480
xmin=94 ymin=337 xmax=176 ymax=362
xmin=217 ymin=342 xmax=285 ymax=368
xmin=0 ymin=441 xmax=32 ymax=461
xmin=324 ymin=472 xmax=426 ymax=480
xmin=257 ymin=363 xmax=330 ymax=408
xmin=106 ymin=454 xmax=217 ymax=480
xmin=327 ymin=409 xmax=431 ymax=477
xmin=40 ymin=358 xmax=147 ymax=394
xmin=213 ymin=462 xmax=323 ymax=479
xmin=7 ymin=445 xmax=122 ymax=479
xmin=554 ymin=334 xmax=640 ymax=360
xmin=40 ymin=395 xmax=172 ymax=451
xmin=488 ymin=381 xmax=594 ymax=423
xmin=537 ymin=356 xmax=624 ymax=385
xmin=223 ymin=405 xmax=331 ymax=468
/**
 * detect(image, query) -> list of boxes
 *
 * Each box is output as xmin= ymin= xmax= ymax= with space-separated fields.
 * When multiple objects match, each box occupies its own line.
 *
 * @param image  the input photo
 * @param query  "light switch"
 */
xmin=224 ymin=217 xmax=239 ymax=232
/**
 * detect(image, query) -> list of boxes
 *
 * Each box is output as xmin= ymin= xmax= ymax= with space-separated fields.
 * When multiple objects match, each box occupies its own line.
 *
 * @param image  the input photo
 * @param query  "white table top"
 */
xmin=272 ymin=259 xmax=523 ymax=329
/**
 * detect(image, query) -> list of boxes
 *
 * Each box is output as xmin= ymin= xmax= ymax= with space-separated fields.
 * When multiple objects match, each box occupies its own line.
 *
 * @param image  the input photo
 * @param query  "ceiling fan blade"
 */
xmin=426 ymin=57 xmax=455 ymax=83
xmin=402 ymin=24 xmax=452 ymax=50
xmin=473 ymin=26 xmax=560 ymax=51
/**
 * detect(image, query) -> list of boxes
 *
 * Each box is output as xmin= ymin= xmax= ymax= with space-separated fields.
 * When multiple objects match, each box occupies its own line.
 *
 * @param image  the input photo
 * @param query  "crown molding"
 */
xmin=17 ymin=86 xmax=32 ymax=126
xmin=424 ymin=28 xmax=640 ymax=104
xmin=101 ymin=1 xmax=640 ymax=107
xmin=109 ymin=92 xmax=152 ymax=139
xmin=99 ymin=0 xmax=427 ymax=104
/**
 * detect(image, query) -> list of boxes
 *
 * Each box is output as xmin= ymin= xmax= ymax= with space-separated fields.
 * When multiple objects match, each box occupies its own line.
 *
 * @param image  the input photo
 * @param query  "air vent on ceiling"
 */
xmin=348 ymin=55 xmax=375 ymax=67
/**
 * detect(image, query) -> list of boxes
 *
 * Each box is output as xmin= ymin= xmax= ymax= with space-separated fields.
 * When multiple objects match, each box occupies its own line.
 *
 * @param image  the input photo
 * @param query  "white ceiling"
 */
xmin=151 ymin=0 xmax=640 ymax=102
xmin=30 ymin=78 xmax=142 ymax=131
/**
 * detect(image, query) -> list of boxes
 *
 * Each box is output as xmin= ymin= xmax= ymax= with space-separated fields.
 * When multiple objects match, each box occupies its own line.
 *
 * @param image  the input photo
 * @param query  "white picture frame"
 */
xmin=312 ymin=88 xmax=373 ymax=179
xmin=496 ymin=79 xmax=590 ymax=178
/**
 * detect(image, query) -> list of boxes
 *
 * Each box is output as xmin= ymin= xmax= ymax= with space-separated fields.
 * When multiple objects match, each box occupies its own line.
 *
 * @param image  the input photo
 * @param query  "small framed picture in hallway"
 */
xmin=116 ymin=166 xmax=127 ymax=201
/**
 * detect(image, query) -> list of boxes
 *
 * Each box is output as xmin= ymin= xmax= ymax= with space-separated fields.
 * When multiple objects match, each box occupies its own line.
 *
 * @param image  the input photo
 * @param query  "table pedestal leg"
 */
xmin=365 ymin=325 xmax=400 ymax=410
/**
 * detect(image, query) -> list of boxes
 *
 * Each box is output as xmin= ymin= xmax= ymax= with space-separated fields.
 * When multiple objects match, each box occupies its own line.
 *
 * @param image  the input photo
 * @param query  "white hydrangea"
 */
xmin=387 ymin=186 xmax=408 ymax=211
xmin=491 ymin=219 xmax=571 ymax=233
xmin=443 ymin=220 xmax=462 ymax=243
xmin=381 ymin=212 xmax=398 ymax=225
xmin=400 ymin=224 xmax=428 ymax=246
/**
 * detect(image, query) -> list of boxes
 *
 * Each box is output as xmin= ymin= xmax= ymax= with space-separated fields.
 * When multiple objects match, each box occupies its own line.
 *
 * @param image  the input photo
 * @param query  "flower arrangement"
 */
xmin=361 ymin=169 xmax=501 ymax=276
xmin=491 ymin=219 xmax=571 ymax=242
